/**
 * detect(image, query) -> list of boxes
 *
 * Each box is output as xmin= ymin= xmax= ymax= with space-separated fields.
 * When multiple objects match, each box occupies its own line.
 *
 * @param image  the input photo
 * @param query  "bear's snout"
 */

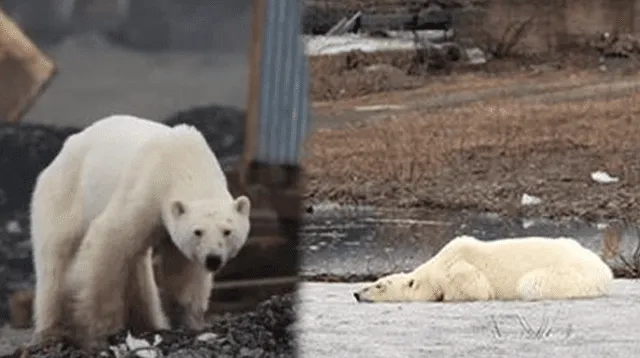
xmin=205 ymin=254 xmax=223 ymax=271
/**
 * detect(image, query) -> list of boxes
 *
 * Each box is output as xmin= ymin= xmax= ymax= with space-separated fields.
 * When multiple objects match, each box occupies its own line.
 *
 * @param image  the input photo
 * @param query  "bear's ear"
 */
xmin=171 ymin=200 xmax=186 ymax=218
xmin=234 ymin=196 xmax=251 ymax=217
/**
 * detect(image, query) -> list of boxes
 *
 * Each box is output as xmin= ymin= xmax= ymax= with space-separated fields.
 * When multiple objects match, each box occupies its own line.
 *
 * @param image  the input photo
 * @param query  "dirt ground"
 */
xmin=304 ymin=52 xmax=640 ymax=223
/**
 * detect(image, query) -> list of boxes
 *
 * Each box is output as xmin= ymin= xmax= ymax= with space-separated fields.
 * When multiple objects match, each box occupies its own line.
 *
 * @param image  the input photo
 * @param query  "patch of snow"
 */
xmin=596 ymin=223 xmax=610 ymax=230
xmin=522 ymin=219 xmax=536 ymax=229
xmin=305 ymin=34 xmax=417 ymax=56
xmin=591 ymin=171 xmax=619 ymax=184
xmin=521 ymin=193 xmax=542 ymax=206
xmin=354 ymin=104 xmax=406 ymax=112
xmin=465 ymin=47 xmax=487 ymax=65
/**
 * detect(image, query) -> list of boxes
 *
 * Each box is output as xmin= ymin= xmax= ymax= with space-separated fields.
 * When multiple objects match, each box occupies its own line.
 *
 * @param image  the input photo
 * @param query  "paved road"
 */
xmin=296 ymin=280 xmax=640 ymax=358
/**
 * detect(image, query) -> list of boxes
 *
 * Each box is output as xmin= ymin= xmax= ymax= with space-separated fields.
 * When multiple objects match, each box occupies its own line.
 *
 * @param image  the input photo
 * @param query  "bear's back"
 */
xmin=453 ymin=237 xmax=596 ymax=284
xmin=76 ymin=115 xmax=174 ymax=225
xmin=472 ymin=237 xmax=588 ymax=268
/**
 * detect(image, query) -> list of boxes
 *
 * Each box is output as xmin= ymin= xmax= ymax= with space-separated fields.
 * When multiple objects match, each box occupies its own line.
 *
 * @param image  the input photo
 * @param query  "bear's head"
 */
xmin=353 ymin=272 xmax=443 ymax=303
xmin=165 ymin=195 xmax=251 ymax=272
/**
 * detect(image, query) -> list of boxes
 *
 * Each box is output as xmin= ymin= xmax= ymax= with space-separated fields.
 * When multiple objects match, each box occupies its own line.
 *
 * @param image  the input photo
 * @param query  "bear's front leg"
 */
xmin=168 ymin=267 xmax=213 ymax=331
xmin=156 ymin=241 xmax=213 ymax=330
xmin=444 ymin=260 xmax=495 ymax=301
xmin=67 ymin=218 xmax=131 ymax=350
xmin=128 ymin=249 xmax=170 ymax=334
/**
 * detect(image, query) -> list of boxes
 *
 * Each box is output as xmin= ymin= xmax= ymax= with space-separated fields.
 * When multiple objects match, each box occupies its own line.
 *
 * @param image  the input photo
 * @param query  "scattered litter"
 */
xmin=521 ymin=193 xmax=542 ymax=206
xmin=590 ymin=171 xmax=620 ymax=184
xmin=354 ymin=104 xmax=406 ymax=112
xmin=465 ymin=47 xmax=487 ymax=65
xmin=123 ymin=331 xmax=162 ymax=358
xmin=596 ymin=223 xmax=610 ymax=230
xmin=308 ymin=245 xmax=320 ymax=251
xmin=5 ymin=220 xmax=21 ymax=234
xmin=196 ymin=332 xmax=219 ymax=342
xmin=152 ymin=334 xmax=162 ymax=346
xmin=109 ymin=344 xmax=128 ymax=358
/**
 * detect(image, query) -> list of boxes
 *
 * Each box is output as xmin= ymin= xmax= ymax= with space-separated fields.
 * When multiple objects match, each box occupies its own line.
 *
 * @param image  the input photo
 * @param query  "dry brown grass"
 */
xmin=304 ymin=91 xmax=640 ymax=221
xmin=308 ymin=45 xmax=612 ymax=103
xmin=309 ymin=50 xmax=423 ymax=101
xmin=312 ymin=69 xmax=602 ymax=112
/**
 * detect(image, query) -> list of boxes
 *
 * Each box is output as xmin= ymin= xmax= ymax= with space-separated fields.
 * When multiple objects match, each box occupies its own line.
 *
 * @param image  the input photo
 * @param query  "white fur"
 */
xmin=354 ymin=235 xmax=613 ymax=303
xmin=30 ymin=114 xmax=251 ymax=349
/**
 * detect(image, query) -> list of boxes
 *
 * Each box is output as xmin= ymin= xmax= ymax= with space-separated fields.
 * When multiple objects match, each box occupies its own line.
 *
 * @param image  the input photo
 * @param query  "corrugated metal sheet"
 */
xmin=255 ymin=0 xmax=311 ymax=165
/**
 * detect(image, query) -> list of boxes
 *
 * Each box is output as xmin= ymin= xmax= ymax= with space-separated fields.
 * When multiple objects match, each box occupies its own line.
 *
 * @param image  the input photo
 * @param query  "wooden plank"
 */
xmin=239 ymin=0 xmax=267 ymax=187
xmin=0 ymin=7 xmax=57 ymax=123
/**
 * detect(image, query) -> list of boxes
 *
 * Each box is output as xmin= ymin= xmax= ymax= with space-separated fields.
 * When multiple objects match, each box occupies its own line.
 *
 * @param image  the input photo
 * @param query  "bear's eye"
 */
xmin=408 ymin=279 xmax=415 ymax=288
xmin=222 ymin=229 xmax=231 ymax=237
xmin=194 ymin=229 xmax=203 ymax=237
xmin=375 ymin=284 xmax=382 ymax=289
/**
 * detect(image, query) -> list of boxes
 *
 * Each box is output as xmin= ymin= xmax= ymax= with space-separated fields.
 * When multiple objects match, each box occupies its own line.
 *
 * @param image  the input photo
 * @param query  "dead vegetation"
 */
xmin=483 ymin=17 xmax=535 ymax=59
xmin=309 ymin=50 xmax=424 ymax=101
xmin=603 ymin=222 xmax=640 ymax=278
xmin=303 ymin=89 xmax=640 ymax=222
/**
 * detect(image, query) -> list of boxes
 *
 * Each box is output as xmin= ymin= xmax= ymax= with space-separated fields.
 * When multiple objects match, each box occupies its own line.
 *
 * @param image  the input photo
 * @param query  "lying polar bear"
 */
xmin=354 ymin=235 xmax=613 ymax=303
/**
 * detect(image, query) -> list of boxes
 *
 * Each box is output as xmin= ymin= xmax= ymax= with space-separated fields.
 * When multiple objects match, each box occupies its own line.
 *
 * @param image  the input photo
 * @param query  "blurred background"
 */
xmin=0 ymin=0 xmax=253 ymax=126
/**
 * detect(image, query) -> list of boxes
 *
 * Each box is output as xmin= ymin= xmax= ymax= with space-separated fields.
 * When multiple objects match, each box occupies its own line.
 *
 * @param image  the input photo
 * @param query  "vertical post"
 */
xmin=213 ymin=0 xmax=311 ymax=311
xmin=240 ymin=0 xmax=266 ymax=188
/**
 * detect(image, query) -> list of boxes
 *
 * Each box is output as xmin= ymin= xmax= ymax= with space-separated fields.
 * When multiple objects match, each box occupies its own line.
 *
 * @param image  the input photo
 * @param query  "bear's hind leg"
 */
xmin=31 ymin=182 xmax=83 ymax=344
xmin=517 ymin=266 xmax=611 ymax=300
xmin=443 ymin=260 xmax=495 ymax=301
xmin=127 ymin=249 xmax=170 ymax=334
xmin=67 ymin=217 xmax=133 ymax=349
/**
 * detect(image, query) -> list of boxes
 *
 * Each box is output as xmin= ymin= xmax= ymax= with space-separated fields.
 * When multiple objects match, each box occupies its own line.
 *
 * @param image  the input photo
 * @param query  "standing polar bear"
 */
xmin=30 ymin=114 xmax=251 ymax=349
xmin=354 ymin=235 xmax=613 ymax=303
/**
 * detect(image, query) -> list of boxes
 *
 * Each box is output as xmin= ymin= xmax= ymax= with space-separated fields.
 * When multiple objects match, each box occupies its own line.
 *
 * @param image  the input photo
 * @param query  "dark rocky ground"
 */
xmin=2 ymin=294 xmax=296 ymax=358
xmin=0 ymin=105 xmax=302 ymax=358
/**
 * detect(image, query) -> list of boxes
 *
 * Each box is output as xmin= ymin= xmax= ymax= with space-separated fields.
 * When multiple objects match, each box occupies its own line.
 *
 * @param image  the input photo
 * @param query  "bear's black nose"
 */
xmin=205 ymin=255 xmax=222 ymax=271
xmin=353 ymin=292 xmax=361 ymax=302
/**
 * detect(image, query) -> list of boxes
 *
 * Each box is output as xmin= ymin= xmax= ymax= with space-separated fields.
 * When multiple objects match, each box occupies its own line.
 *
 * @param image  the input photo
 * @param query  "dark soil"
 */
xmin=2 ymin=294 xmax=296 ymax=358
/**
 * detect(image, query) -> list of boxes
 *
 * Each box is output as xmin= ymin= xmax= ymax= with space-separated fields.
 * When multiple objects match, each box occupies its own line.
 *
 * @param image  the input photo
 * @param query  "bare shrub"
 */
xmin=484 ymin=17 xmax=535 ymax=59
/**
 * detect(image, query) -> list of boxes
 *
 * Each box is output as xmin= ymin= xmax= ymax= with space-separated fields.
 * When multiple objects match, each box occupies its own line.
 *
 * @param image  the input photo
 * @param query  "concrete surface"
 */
xmin=296 ymin=280 xmax=640 ymax=358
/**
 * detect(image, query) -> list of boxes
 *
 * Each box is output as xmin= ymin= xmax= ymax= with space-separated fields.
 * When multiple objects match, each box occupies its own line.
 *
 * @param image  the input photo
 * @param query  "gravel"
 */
xmin=2 ymin=293 xmax=296 ymax=358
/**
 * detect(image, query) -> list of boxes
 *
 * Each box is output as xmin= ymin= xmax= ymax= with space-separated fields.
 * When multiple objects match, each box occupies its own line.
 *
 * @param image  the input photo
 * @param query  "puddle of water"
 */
xmin=299 ymin=202 xmax=639 ymax=278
